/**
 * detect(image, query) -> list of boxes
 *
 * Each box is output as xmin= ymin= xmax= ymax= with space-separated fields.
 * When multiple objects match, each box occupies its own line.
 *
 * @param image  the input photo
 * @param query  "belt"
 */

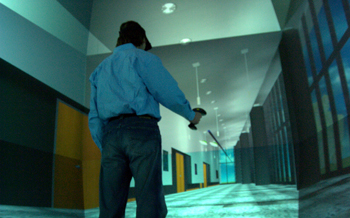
xmin=109 ymin=114 xmax=157 ymax=122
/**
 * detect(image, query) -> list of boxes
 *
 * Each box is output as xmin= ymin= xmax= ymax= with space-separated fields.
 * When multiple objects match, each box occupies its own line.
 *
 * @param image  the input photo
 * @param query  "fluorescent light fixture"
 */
xmin=199 ymin=140 xmax=208 ymax=145
xmin=200 ymin=78 xmax=207 ymax=83
xmin=193 ymin=62 xmax=201 ymax=105
xmin=162 ymin=3 xmax=176 ymax=14
xmin=241 ymin=48 xmax=249 ymax=54
xmin=211 ymin=100 xmax=216 ymax=104
xmin=180 ymin=38 xmax=192 ymax=44
xmin=210 ymin=141 xmax=218 ymax=147
xmin=206 ymin=91 xmax=212 ymax=95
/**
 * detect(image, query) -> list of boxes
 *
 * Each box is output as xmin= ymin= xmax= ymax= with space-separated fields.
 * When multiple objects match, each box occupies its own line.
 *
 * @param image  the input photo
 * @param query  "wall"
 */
xmin=0 ymin=2 xmax=89 ymax=106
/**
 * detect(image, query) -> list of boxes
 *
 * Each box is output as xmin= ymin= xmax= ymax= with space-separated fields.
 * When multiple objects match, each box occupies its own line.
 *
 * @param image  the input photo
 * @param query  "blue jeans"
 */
xmin=99 ymin=117 xmax=167 ymax=218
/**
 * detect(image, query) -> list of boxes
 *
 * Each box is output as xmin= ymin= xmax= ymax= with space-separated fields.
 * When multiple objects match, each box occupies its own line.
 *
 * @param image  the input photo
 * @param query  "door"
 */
xmin=176 ymin=153 xmax=185 ymax=193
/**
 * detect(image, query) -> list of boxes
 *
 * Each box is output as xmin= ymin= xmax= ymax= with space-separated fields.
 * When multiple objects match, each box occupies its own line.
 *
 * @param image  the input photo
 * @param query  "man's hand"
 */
xmin=190 ymin=112 xmax=202 ymax=125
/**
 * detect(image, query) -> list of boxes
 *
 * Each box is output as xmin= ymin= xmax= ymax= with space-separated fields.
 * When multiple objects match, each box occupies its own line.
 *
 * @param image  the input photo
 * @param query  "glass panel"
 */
xmin=299 ymin=24 xmax=314 ymax=85
xmin=309 ymin=27 xmax=323 ymax=73
xmin=340 ymin=39 xmax=350 ymax=97
xmin=284 ymin=126 xmax=292 ymax=182
xmin=328 ymin=0 xmax=348 ymax=41
xmin=328 ymin=61 xmax=348 ymax=117
xmin=319 ymin=77 xmax=338 ymax=171
xmin=311 ymin=90 xmax=326 ymax=174
xmin=341 ymin=118 xmax=350 ymax=167
xmin=275 ymin=135 xmax=282 ymax=182
xmin=275 ymin=86 xmax=281 ymax=127
xmin=328 ymin=60 xmax=350 ymax=168
xmin=277 ymin=78 xmax=286 ymax=123
xmin=317 ymin=6 xmax=333 ymax=59
xmin=272 ymin=88 xmax=278 ymax=131
xmin=279 ymin=130 xmax=286 ymax=182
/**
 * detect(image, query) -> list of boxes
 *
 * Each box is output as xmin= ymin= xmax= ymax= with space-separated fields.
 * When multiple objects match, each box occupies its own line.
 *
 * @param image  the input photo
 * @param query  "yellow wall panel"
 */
xmin=55 ymin=101 xmax=83 ymax=160
xmin=54 ymin=154 xmax=84 ymax=209
xmin=82 ymin=159 xmax=100 ymax=209
xmin=82 ymin=115 xmax=101 ymax=161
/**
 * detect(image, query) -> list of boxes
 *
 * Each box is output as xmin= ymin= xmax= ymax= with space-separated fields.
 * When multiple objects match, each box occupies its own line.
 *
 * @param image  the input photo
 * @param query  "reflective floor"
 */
xmin=299 ymin=174 xmax=350 ymax=218
xmin=0 ymin=184 xmax=298 ymax=218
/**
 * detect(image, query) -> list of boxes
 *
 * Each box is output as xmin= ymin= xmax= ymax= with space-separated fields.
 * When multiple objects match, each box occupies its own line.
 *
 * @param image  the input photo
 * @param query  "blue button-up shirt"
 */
xmin=89 ymin=43 xmax=195 ymax=150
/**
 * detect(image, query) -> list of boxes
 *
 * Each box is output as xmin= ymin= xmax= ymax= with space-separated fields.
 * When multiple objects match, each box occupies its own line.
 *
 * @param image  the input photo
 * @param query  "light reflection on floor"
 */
xmin=0 ymin=184 xmax=298 ymax=218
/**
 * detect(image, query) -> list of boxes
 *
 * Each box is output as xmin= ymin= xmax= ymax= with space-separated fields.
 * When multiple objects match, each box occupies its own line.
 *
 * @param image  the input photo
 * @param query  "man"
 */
xmin=88 ymin=21 xmax=202 ymax=218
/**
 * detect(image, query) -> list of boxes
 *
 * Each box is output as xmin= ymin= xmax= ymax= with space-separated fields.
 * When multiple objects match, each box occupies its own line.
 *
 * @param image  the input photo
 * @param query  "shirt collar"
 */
xmin=113 ymin=43 xmax=136 ymax=53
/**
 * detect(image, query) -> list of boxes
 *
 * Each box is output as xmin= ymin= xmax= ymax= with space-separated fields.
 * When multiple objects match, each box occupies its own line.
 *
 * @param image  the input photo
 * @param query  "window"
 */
xmin=312 ymin=90 xmax=326 ymax=174
xmin=317 ymin=6 xmax=333 ymax=59
xmin=319 ymin=77 xmax=338 ymax=171
xmin=328 ymin=0 xmax=348 ymax=41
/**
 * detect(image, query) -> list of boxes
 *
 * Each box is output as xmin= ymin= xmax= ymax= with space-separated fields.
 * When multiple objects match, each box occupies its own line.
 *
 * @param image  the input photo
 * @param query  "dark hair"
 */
xmin=116 ymin=21 xmax=146 ymax=48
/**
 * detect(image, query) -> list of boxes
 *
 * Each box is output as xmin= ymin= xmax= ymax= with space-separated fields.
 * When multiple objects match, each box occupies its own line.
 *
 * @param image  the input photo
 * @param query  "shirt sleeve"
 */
xmin=88 ymin=73 xmax=104 ymax=151
xmin=138 ymin=55 xmax=196 ymax=121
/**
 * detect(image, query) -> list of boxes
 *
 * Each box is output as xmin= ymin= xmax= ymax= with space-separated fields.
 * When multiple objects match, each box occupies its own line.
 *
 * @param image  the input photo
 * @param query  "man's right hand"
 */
xmin=190 ymin=112 xmax=202 ymax=125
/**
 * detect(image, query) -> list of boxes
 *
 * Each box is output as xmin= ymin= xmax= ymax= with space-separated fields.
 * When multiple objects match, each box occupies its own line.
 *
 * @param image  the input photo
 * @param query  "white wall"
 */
xmin=0 ymin=3 xmax=87 ymax=105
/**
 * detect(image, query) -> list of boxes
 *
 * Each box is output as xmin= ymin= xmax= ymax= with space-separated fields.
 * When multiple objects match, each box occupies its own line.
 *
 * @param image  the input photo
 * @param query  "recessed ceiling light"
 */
xmin=200 ymin=78 xmax=207 ymax=83
xmin=180 ymin=38 xmax=192 ymax=44
xmin=206 ymin=91 xmax=212 ymax=95
xmin=162 ymin=3 xmax=176 ymax=14
xmin=211 ymin=100 xmax=216 ymax=104
xmin=219 ymin=119 xmax=224 ymax=122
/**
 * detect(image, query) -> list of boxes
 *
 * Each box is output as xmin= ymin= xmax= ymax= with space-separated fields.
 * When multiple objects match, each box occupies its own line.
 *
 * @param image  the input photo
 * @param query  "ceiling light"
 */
xmin=210 ymin=141 xmax=218 ymax=147
xmin=241 ymin=48 xmax=249 ymax=54
xmin=162 ymin=3 xmax=176 ymax=14
xmin=219 ymin=119 xmax=223 ymax=122
xmin=200 ymin=78 xmax=207 ymax=83
xmin=206 ymin=91 xmax=212 ymax=95
xmin=211 ymin=100 xmax=216 ymax=104
xmin=199 ymin=140 xmax=208 ymax=145
xmin=180 ymin=38 xmax=192 ymax=44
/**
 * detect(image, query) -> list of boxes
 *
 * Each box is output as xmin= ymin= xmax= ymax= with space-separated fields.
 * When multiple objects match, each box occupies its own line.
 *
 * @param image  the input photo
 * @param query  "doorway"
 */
xmin=176 ymin=152 xmax=185 ymax=193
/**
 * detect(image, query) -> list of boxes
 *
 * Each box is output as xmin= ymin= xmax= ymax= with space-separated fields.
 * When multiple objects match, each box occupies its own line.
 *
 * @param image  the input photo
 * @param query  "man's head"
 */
xmin=116 ymin=21 xmax=152 ymax=51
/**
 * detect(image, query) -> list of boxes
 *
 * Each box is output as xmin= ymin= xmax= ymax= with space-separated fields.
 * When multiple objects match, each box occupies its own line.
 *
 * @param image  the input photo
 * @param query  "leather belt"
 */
xmin=109 ymin=114 xmax=156 ymax=122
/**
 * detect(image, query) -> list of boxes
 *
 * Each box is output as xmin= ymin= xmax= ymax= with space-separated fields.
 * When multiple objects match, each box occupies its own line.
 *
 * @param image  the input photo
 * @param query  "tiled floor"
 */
xmin=0 ymin=183 xmax=298 ymax=218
